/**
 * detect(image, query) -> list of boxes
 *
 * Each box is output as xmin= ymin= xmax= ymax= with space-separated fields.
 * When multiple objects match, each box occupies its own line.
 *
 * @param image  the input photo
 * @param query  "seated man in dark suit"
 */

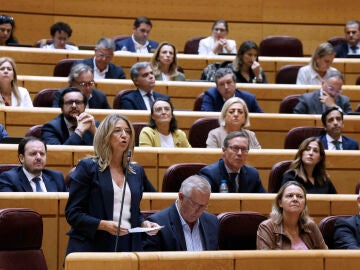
xmin=201 ymin=68 xmax=263 ymax=112
xmin=115 ymin=16 xmax=158 ymax=53
xmin=120 ymin=62 xmax=170 ymax=110
xmin=52 ymin=63 xmax=111 ymax=109
xmin=334 ymin=20 xmax=360 ymax=58
xmin=200 ymin=131 xmax=266 ymax=193
xmin=333 ymin=190 xmax=360 ymax=249
xmin=293 ymin=71 xmax=352 ymax=114
xmin=143 ymin=175 xmax=219 ymax=251
xmin=318 ymin=106 xmax=359 ymax=150
xmin=0 ymin=137 xmax=67 ymax=192
xmin=43 ymin=87 xmax=98 ymax=145
xmin=75 ymin=37 xmax=126 ymax=79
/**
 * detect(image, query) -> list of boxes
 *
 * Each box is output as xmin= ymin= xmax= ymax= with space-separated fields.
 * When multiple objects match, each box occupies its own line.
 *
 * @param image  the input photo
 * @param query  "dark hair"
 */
xmin=0 ymin=14 xmax=17 ymax=44
xmin=232 ymin=40 xmax=259 ymax=72
xmin=18 ymin=137 xmax=47 ymax=156
xmin=50 ymin=22 xmax=73 ymax=37
xmin=321 ymin=106 xmax=344 ymax=126
xmin=134 ymin=16 xmax=152 ymax=28
xmin=223 ymin=131 xmax=248 ymax=148
xmin=58 ymin=87 xmax=87 ymax=107
xmin=149 ymin=98 xmax=177 ymax=132
xmin=211 ymin=19 xmax=229 ymax=32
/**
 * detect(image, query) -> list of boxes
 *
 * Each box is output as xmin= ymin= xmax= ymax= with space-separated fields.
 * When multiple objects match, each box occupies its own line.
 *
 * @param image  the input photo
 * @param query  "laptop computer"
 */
xmin=0 ymin=136 xmax=24 ymax=144
xmin=7 ymin=43 xmax=33 ymax=48
xmin=346 ymin=54 xmax=360 ymax=58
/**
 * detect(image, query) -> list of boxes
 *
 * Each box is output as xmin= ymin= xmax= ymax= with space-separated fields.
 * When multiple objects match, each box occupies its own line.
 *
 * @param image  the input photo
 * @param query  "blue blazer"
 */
xmin=75 ymin=58 xmax=126 ymax=79
xmin=52 ymin=87 xmax=111 ymax=109
xmin=143 ymin=203 xmax=219 ymax=251
xmin=334 ymin=215 xmax=360 ymax=249
xmin=199 ymin=158 xmax=266 ymax=193
xmin=334 ymin=42 xmax=349 ymax=58
xmin=201 ymin=87 xmax=263 ymax=112
xmin=0 ymin=166 xmax=67 ymax=192
xmin=120 ymin=89 xmax=170 ymax=110
xmin=318 ymin=134 xmax=359 ymax=150
xmin=115 ymin=37 xmax=158 ymax=53
xmin=41 ymin=114 xmax=98 ymax=145
xmin=65 ymin=158 xmax=147 ymax=253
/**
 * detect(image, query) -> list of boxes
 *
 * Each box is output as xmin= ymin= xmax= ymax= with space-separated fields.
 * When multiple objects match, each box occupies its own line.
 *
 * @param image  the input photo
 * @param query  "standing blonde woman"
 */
xmin=0 ymin=57 xmax=33 ymax=107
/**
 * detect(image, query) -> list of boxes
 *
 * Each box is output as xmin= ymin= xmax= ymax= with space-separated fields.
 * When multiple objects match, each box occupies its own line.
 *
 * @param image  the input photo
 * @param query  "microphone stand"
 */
xmin=114 ymin=150 xmax=132 ymax=252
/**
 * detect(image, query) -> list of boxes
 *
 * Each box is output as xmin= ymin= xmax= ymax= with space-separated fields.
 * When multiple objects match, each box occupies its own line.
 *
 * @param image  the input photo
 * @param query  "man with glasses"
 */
xmin=52 ymin=63 xmax=111 ymax=109
xmin=294 ymin=71 xmax=352 ymax=114
xmin=115 ymin=16 xmax=158 ymax=53
xmin=75 ymin=38 xmax=126 ymax=79
xmin=42 ymin=22 xmax=78 ymax=50
xmin=200 ymin=131 xmax=266 ymax=193
xmin=143 ymin=175 xmax=219 ymax=251
xmin=201 ymin=68 xmax=263 ymax=112
xmin=42 ymin=87 xmax=98 ymax=145
xmin=120 ymin=62 xmax=170 ymax=110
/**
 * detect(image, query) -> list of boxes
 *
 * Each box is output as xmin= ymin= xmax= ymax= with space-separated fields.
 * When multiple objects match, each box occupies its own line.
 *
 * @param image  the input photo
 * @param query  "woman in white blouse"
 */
xmin=0 ymin=57 xmax=33 ymax=107
xmin=198 ymin=19 xmax=237 ymax=55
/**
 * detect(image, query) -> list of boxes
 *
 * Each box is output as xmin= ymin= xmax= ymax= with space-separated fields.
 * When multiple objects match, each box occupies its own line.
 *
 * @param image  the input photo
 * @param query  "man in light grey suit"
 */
xmin=293 ymin=71 xmax=352 ymax=114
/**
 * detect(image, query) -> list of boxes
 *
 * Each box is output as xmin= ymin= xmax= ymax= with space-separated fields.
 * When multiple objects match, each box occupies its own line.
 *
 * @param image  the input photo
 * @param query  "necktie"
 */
xmin=32 ymin=177 xmax=43 ymax=192
xmin=332 ymin=140 xmax=341 ymax=150
xmin=350 ymin=45 xmax=358 ymax=54
xmin=69 ymin=125 xmax=77 ymax=134
xmin=228 ymin=173 xmax=238 ymax=193
xmin=146 ymin=92 xmax=154 ymax=108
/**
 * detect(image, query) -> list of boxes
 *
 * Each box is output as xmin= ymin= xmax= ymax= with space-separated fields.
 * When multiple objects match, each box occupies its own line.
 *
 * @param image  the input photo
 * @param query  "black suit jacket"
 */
xmin=143 ymin=203 xmax=219 ymax=251
xmin=75 ymin=58 xmax=126 ymax=79
xmin=41 ymin=114 xmax=98 ymax=145
xmin=0 ymin=166 xmax=67 ymax=192
xmin=52 ymin=87 xmax=111 ymax=109
xmin=334 ymin=215 xmax=360 ymax=249
xmin=334 ymin=42 xmax=349 ymax=58
xmin=120 ymin=89 xmax=170 ymax=110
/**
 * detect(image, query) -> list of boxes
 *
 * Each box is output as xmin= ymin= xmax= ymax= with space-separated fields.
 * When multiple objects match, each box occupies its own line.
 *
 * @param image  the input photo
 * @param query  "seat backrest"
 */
xmin=268 ymin=160 xmax=292 ymax=193
xmin=355 ymin=180 xmax=360 ymax=194
xmin=183 ymin=36 xmax=205 ymax=54
xmin=25 ymin=125 xmax=43 ymax=138
xmin=355 ymin=75 xmax=360 ymax=85
xmin=53 ymin=58 xmax=81 ymax=77
xmin=0 ymin=164 xmax=19 ymax=174
xmin=132 ymin=122 xmax=148 ymax=147
xmin=278 ymin=94 xmax=300 ymax=113
xmin=275 ymin=65 xmax=303 ymax=84
xmin=327 ymin=36 xmax=347 ymax=47
xmin=217 ymin=211 xmax=267 ymax=250
xmin=284 ymin=126 xmax=325 ymax=149
xmin=318 ymin=215 xmax=351 ymax=249
xmin=0 ymin=208 xmax=47 ymax=270
xmin=162 ymin=163 xmax=207 ymax=192
xmin=113 ymin=89 xmax=134 ymax=109
xmin=193 ymin=93 xmax=204 ymax=111
xmin=259 ymin=35 xmax=303 ymax=57
xmin=33 ymin=88 xmax=58 ymax=107
xmin=188 ymin=117 xmax=219 ymax=148
xmin=113 ymin=35 xmax=130 ymax=43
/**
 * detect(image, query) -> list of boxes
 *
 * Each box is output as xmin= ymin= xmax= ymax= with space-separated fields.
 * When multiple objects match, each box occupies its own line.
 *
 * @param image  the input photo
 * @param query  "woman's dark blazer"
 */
xmin=65 ymin=158 xmax=146 ymax=254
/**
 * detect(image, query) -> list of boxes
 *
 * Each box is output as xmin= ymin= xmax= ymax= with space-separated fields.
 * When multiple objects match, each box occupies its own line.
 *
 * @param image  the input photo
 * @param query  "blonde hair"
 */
xmin=0 ymin=57 xmax=21 ymax=105
xmin=150 ymin=42 xmax=179 ymax=79
xmin=310 ymin=42 xmax=335 ymax=71
xmin=92 ymin=114 xmax=135 ymax=172
xmin=219 ymin=97 xmax=250 ymax=127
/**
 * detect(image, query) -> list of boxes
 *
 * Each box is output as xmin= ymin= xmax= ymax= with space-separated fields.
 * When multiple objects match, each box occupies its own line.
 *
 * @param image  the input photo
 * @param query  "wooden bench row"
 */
xmin=0 ymin=145 xmax=359 ymax=194
xmin=16 ymin=75 xmax=360 ymax=112
xmin=1 ymin=0 xmax=354 ymax=56
xmin=64 ymin=250 xmax=360 ymax=270
xmin=2 ymin=47 xmax=360 ymax=83
xmin=2 ymin=108 xmax=360 ymax=150
xmin=1 ymin=193 xmax=358 ymax=270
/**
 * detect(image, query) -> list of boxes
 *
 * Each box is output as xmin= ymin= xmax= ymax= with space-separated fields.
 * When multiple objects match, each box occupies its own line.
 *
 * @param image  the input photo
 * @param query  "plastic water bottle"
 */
xmin=219 ymin=179 xmax=229 ymax=193
xmin=121 ymin=46 xmax=128 ymax=51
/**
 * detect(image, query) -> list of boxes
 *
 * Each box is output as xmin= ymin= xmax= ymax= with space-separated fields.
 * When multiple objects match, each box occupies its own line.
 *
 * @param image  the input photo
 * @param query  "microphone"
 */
xmin=114 ymin=149 xmax=132 ymax=252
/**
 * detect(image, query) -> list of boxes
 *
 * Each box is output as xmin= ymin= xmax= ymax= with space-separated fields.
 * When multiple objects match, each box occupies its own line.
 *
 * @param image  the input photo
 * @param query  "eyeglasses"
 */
xmin=63 ymin=100 xmax=84 ymax=106
xmin=327 ymin=85 xmax=342 ymax=94
xmin=113 ymin=127 xmax=132 ymax=136
xmin=184 ymin=196 xmax=208 ymax=210
xmin=228 ymin=145 xmax=249 ymax=154
xmin=213 ymin=28 xmax=226 ymax=32
xmin=76 ymin=81 xmax=95 ymax=88
xmin=0 ymin=15 xmax=14 ymax=24
xmin=96 ymin=51 xmax=113 ymax=59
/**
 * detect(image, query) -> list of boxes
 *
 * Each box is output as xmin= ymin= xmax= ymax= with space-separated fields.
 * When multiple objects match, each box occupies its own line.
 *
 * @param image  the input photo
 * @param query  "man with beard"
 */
xmin=0 ymin=137 xmax=67 ymax=192
xmin=42 ymin=87 xmax=98 ymax=145
xmin=318 ymin=106 xmax=359 ymax=150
